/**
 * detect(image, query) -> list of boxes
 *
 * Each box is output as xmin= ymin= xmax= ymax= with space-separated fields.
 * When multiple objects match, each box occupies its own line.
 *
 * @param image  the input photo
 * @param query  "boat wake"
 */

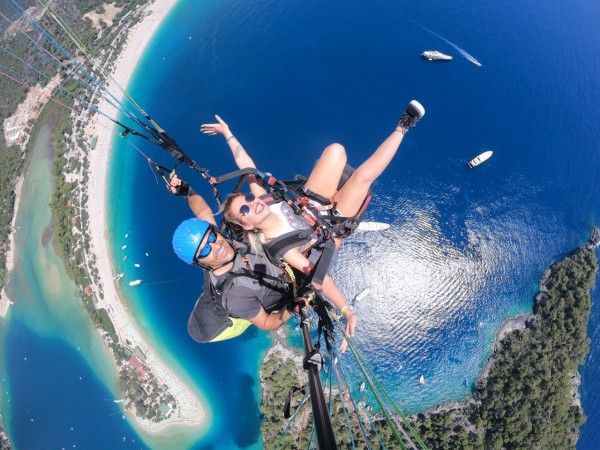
xmin=413 ymin=21 xmax=482 ymax=67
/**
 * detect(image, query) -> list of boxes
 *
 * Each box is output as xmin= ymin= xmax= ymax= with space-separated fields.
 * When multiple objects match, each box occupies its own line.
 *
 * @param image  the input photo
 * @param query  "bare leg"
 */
xmin=303 ymin=143 xmax=347 ymax=200
xmin=334 ymin=128 xmax=407 ymax=217
xmin=334 ymin=100 xmax=425 ymax=217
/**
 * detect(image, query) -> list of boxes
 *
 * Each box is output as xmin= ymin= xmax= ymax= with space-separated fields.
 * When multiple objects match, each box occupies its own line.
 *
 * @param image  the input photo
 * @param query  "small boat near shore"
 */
xmin=128 ymin=279 xmax=142 ymax=286
xmin=418 ymin=375 xmax=425 ymax=385
xmin=468 ymin=150 xmax=493 ymax=168
xmin=421 ymin=50 xmax=452 ymax=61
xmin=354 ymin=287 xmax=371 ymax=303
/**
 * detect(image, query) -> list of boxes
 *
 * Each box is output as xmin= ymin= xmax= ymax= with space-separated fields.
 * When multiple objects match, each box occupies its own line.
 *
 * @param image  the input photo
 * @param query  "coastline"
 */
xmin=82 ymin=0 xmax=205 ymax=431
xmin=409 ymin=233 xmax=598 ymax=448
xmin=258 ymin=231 xmax=599 ymax=447
xmin=0 ymin=175 xmax=23 ymax=318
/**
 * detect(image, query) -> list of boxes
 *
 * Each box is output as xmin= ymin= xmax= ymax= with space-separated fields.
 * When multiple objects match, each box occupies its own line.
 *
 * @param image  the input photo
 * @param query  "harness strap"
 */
xmin=300 ymin=187 xmax=332 ymax=207
xmin=309 ymin=239 xmax=337 ymax=288
xmin=281 ymin=262 xmax=299 ymax=298
xmin=215 ymin=267 xmax=290 ymax=295
xmin=210 ymin=167 xmax=261 ymax=184
xmin=264 ymin=229 xmax=317 ymax=262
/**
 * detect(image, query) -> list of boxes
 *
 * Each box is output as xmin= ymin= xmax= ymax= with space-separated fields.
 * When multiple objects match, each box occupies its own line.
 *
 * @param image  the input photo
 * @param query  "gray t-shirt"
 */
xmin=209 ymin=244 xmax=290 ymax=320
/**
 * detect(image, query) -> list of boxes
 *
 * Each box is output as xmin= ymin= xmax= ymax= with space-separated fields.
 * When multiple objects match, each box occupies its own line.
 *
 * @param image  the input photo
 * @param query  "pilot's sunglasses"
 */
xmin=194 ymin=229 xmax=218 ymax=262
xmin=239 ymin=193 xmax=256 ymax=217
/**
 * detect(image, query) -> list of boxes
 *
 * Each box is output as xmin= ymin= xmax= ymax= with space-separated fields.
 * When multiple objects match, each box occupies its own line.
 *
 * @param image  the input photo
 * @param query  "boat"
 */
xmin=354 ymin=287 xmax=371 ymax=302
xmin=121 ymin=244 xmax=127 ymax=250
xmin=468 ymin=150 xmax=493 ymax=168
xmin=421 ymin=50 xmax=452 ymax=61
xmin=418 ymin=375 xmax=425 ymax=385
xmin=356 ymin=221 xmax=390 ymax=232
xmin=134 ymin=263 xmax=141 ymax=268
xmin=114 ymin=273 xmax=124 ymax=280
xmin=128 ymin=279 xmax=142 ymax=286
xmin=114 ymin=399 xmax=125 ymax=404
xmin=359 ymin=381 xmax=366 ymax=391
xmin=463 ymin=378 xmax=469 ymax=387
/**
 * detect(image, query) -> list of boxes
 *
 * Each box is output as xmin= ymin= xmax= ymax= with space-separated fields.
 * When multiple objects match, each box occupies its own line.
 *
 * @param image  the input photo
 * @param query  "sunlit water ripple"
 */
xmin=329 ymin=175 xmax=568 ymax=411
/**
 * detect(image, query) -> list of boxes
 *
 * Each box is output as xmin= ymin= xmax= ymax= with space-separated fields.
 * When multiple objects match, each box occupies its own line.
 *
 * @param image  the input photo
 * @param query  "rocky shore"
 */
xmin=259 ymin=228 xmax=599 ymax=448
xmin=411 ymin=228 xmax=598 ymax=449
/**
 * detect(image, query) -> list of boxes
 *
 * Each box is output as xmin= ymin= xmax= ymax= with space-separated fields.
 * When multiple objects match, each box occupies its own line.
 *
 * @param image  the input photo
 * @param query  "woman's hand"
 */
xmin=200 ymin=114 xmax=231 ymax=137
xmin=339 ymin=308 xmax=357 ymax=353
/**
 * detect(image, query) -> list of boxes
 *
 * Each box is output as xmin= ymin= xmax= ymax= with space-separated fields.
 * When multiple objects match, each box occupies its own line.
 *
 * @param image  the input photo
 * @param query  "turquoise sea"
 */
xmin=2 ymin=0 xmax=600 ymax=448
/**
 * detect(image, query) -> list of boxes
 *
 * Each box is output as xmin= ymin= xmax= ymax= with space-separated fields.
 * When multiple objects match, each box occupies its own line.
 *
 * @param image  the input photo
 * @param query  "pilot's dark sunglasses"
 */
xmin=193 ymin=229 xmax=218 ymax=262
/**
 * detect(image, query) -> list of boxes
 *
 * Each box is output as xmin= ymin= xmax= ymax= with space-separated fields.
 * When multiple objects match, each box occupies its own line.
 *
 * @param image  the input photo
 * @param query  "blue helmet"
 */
xmin=172 ymin=218 xmax=211 ymax=265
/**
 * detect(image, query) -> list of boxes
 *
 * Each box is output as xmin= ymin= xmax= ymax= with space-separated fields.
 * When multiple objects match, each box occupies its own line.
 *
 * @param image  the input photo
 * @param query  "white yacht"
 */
xmin=129 ymin=279 xmax=142 ymax=286
xmin=468 ymin=150 xmax=493 ymax=168
xmin=422 ymin=50 xmax=452 ymax=61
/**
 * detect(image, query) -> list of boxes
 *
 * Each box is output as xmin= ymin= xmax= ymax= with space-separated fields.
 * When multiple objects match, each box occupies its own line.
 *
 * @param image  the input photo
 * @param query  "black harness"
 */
xmin=187 ymin=245 xmax=296 ymax=343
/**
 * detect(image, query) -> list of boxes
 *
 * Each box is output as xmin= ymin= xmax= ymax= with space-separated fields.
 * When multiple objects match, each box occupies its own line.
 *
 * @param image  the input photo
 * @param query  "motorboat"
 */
xmin=468 ymin=150 xmax=493 ymax=168
xmin=128 ymin=279 xmax=142 ymax=286
xmin=418 ymin=375 xmax=425 ymax=385
xmin=421 ymin=50 xmax=452 ymax=61
xmin=354 ymin=287 xmax=371 ymax=302
xmin=356 ymin=221 xmax=390 ymax=231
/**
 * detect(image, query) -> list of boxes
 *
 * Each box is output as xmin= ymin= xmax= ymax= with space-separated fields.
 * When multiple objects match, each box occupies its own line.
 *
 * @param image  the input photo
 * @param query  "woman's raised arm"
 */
xmin=200 ymin=115 xmax=257 ymax=169
xmin=200 ymin=115 xmax=266 ymax=196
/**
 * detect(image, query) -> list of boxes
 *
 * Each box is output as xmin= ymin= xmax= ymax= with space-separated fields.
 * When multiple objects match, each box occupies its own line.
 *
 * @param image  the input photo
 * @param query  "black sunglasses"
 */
xmin=239 ymin=193 xmax=256 ymax=217
xmin=193 ymin=229 xmax=218 ymax=262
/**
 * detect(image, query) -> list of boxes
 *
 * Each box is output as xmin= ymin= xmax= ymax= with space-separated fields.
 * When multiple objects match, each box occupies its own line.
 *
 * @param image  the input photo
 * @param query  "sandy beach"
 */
xmin=0 ymin=176 xmax=23 ymax=318
xmin=84 ymin=0 xmax=205 ymax=431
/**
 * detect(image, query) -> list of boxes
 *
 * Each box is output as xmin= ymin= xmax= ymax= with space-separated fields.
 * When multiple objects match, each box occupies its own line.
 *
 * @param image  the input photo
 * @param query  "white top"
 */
xmin=261 ymin=202 xmax=316 ymax=253
xmin=269 ymin=201 xmax=311 ymax=236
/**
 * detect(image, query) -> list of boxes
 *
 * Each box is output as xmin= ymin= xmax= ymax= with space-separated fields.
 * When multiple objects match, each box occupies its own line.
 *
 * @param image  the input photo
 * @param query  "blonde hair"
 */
xmin=221 ymin=193 xmax=264 ymax=254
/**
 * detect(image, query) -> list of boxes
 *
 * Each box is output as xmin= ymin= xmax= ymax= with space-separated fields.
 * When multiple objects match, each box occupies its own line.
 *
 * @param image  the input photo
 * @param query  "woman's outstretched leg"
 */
xmin=334 ymin=100 xmax=425 ymax=217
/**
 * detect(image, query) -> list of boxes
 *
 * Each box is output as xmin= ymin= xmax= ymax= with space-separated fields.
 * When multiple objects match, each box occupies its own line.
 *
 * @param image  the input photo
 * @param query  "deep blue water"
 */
xmin=3 ymin=0 xmax=600 ymax=448
xmin=6 ymin=321 xmax=144 ymax=450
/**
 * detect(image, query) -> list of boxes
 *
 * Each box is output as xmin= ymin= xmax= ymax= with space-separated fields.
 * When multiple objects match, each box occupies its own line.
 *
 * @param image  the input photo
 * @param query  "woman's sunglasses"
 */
xmin=239 ymin=193 xmax=256 ymax=217
xmin=193 ymin=229 xmax=218 ymax=262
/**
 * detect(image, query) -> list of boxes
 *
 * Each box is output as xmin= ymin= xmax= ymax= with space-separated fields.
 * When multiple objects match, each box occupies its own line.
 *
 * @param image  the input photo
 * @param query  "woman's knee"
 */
xmin=322 ymin=143 xmax=347 ymax=165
